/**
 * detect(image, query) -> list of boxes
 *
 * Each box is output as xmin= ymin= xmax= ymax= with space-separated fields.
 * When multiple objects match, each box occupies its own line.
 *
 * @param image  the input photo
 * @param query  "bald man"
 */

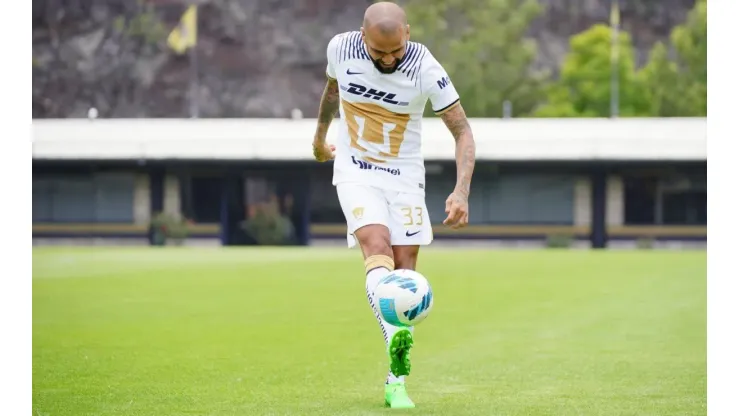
xmin=312 ymin=2 xmax=476 ymax=409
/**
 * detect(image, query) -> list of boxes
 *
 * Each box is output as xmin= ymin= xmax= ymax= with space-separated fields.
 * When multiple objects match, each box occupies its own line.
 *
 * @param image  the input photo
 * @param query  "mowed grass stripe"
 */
xmin=33 ymin=248 xmax=706 ymax=416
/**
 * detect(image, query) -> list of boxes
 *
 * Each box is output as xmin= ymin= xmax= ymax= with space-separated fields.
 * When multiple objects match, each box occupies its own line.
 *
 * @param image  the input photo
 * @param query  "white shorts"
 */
xmin=336 ymin=182 xmax=433 ymax=248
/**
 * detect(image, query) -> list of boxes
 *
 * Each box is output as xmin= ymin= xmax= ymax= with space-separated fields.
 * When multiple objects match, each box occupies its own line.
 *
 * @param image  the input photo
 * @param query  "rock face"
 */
xmin=32 ymin=0 xmax=695 ymax=119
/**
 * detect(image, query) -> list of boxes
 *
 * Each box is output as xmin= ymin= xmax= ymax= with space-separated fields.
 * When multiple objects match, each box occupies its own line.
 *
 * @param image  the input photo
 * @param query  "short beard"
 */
xmin=372 ymin=58 xmax=401 ymax=74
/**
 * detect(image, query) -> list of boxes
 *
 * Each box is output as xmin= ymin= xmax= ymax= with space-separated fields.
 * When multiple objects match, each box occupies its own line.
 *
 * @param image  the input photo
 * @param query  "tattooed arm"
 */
xmin=312 ymin=77 xmax=340 ymax=162
xmin=440 ymin=104 xmax=476 ymax=228
xmin=314 ymin=77 xmax=340 ymax=144
xmin=441 ymin=104 xmax=476 ymax=198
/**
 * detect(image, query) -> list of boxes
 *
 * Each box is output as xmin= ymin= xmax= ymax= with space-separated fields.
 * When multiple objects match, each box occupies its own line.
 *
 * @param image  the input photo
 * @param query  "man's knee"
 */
xmin=355 ymin=224 xmax=393 ymax=258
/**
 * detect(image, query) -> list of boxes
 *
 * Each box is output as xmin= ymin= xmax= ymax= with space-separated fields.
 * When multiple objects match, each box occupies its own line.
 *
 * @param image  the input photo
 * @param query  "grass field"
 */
xmin=32 ymin=247 xmax=706 ymax=416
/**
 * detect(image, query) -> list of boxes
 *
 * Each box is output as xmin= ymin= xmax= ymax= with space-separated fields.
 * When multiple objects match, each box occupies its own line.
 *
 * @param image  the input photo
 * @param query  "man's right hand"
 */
xmin=312 ymin=140 xmax=336 ymax=162
xmin=313 ymin=77 xmax=339 ymax=162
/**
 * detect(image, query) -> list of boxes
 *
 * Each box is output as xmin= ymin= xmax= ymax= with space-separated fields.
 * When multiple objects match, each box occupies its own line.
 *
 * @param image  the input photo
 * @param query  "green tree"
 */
xmin=402 ymin=0 xmax=546 ymax=117
xmin=636 ymin=42 xmax=683 ymax=116
xmin=672 ymin=0 xmax=707 ymax=85
xmin=535 ymin=24 xmax=648 ymax=117
xmin=638 ymin=0 xmax=706 ymax=116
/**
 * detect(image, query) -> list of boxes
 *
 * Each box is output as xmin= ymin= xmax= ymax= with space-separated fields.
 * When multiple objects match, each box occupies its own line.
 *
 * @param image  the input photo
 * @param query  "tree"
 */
xmin=636 ymin=42 xmax=684 ymax=116
xmin=638 ymin=0 xmax=706 ymax=116
xmin=535 ymin=24 xmax=649 ymax=117
xmin=402 ymin=0 xmax=546 ymax=117
xmin=672 ymin=0 xmax=707 ymax=85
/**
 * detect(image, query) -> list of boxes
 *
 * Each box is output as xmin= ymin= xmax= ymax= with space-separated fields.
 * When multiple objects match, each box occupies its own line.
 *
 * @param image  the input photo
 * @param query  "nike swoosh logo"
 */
xmin=346 ymin=69 xmax=363 ymax=75
xmin=406 ymin=230 xmax=421 ymax=237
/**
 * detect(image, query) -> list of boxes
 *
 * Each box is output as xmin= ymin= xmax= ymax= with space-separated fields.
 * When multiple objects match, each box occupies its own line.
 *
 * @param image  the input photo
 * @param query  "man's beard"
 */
xmin=372 ymin=58 xmax=401 ymax=74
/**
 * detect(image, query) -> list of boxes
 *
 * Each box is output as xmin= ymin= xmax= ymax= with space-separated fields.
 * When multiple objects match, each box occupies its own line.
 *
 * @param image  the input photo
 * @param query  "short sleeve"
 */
xmin=325 ymin=34 xmax=342 ymax=80
xmin=420 ymin=53 xmax=460 ymax=115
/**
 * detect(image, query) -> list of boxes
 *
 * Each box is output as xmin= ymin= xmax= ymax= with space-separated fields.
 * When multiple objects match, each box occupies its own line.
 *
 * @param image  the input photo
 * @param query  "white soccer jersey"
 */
xmin=325 ymin=31 xmax=460 ymax=195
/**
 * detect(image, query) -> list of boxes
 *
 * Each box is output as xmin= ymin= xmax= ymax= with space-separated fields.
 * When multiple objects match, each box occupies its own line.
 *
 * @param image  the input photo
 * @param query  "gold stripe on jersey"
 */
xmin=433 ymin=99 xmax=461 ymax=116
xmin=341 ymin=99 xmax=411 ymax=163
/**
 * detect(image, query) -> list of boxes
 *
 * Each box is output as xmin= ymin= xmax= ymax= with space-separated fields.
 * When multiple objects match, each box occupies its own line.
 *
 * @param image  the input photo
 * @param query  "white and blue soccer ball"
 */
xmin=373 ymin=269 xmax=434 ymax=327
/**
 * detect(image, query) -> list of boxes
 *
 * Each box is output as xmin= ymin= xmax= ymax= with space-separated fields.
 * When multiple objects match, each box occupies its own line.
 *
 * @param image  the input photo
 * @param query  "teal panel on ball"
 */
xmin=378 ymin=298 xmax=404 ymax=326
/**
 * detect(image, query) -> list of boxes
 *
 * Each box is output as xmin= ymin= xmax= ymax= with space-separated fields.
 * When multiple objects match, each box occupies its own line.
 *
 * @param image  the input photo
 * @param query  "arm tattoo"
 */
xmin=314 ymin=78 xmax=340 ymax=142
xmin=440 ymin=105 xmax=476 ymax=199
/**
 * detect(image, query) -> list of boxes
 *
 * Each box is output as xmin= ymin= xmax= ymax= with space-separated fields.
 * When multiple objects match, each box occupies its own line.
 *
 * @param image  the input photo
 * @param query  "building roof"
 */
xmin=32 ymin=117 xmax=707 ymax=161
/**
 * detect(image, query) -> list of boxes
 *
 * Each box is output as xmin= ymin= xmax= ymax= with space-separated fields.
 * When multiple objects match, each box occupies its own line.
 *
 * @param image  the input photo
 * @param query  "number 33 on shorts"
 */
xmin=401 ymin=207 xmax=423 ymax=226
xmin=395 ymin=205 xmax=432 ymax=244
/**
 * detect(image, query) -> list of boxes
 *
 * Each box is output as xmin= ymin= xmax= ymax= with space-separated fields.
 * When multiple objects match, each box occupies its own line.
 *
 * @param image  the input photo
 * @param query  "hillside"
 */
xmin=32 ymin=0 xmax=696 ymax=118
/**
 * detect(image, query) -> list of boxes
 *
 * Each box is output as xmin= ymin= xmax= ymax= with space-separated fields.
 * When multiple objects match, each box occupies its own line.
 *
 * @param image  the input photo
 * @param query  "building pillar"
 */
xmin=133 ymin=173 xmax=151 ymax=225
xmin=590 ymin=170 xmax=608 ymax=249
xmin=574 ymin=176 xmax=592 ymax=227
xmin=606 ymin=175 xmax=625 ymax=227
xmin=163 ymin=174 xmax=181 ymax=218
xmin=148 ymin=168 xmax=165 ymax=245
xmin=150 ymin=168 xmax=164 ymax=215
xmin=220 ymin=174 xmax=243 ymax=246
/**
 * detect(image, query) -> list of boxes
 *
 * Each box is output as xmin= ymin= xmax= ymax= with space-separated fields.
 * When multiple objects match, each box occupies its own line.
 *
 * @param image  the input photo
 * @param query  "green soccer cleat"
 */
xmin=388 ymin=328 xmax=414 ymax=377
xmin=385 ymin=382 xmax=415 ymax=409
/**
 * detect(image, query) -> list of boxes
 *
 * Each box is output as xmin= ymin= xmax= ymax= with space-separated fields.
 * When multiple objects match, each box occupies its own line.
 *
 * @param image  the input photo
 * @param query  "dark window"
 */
xmin=187 ymin=176 xmax=222 ymax=223
xmin=624 ymin=176 xmax=656 ymax=225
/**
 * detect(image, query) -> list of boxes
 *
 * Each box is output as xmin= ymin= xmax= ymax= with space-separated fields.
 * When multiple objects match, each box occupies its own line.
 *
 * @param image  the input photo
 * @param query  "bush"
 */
xmin=241 ymin=200 xmax=295 ymax=246
xmin=546 ymin=233 xmax=573 ymax=249
xmin=149 ymin=212 xmax=190 ymax=246
xmin=636 ymin=237 xmax=655 ymax=250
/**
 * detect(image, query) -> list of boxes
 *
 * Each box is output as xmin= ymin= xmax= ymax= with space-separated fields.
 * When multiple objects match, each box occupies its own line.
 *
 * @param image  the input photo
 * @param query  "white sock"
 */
xmin=364 ymin=255 xmax=411 ymax=385
xmin=365 ymin=266 xmax=397 ymax=344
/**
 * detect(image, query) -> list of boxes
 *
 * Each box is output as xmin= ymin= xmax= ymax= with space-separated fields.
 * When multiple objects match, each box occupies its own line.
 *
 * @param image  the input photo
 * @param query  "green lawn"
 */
xmin=33 ymin=247 xmax=706 ymax=416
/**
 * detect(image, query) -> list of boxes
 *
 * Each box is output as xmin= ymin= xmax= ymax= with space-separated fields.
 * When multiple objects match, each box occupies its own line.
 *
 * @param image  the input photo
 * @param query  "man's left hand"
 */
xmin=443 ymin=190 xmax=469 ymax=229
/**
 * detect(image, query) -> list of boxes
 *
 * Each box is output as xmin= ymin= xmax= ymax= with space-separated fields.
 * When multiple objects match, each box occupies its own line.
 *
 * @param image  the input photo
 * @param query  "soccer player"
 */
xmin=311 ymin=1 xmax=476 ymax=409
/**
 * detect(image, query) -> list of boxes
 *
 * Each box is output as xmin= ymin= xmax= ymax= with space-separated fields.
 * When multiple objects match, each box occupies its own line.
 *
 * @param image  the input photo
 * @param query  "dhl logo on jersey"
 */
xmin=340 ymin=82 xmax=410 ymax=107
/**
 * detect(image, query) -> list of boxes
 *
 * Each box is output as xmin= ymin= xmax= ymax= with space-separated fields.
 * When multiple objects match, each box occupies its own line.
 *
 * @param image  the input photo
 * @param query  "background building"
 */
xmin=32 ymin=117 xmax=706 ymax=248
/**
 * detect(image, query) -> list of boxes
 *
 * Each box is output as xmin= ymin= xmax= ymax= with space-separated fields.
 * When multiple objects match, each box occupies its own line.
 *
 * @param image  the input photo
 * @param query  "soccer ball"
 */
xmin=373 ymin=269 xmax=434 ymax=327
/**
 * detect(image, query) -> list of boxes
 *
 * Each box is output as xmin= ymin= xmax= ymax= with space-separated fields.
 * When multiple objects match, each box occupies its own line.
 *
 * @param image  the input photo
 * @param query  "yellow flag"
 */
xmin=167 ymin=5 xmax=197 ymax=54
